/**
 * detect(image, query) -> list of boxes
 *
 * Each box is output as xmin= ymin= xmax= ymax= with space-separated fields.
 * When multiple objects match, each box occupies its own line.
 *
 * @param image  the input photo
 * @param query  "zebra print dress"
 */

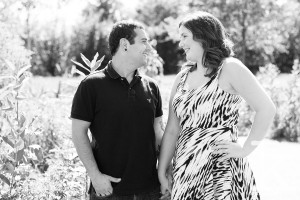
xmin=171 ymin=66 xmax=260 ymax=200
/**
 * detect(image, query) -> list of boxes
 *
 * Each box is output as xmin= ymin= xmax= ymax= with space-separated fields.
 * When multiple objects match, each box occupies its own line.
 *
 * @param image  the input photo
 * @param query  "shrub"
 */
xmin=239 ymin=61 xmax=300 ymax=141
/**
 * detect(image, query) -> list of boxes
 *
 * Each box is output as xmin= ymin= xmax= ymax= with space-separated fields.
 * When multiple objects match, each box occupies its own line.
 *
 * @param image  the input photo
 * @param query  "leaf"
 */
xmin=7 ymin=98 xmax=14 ymax=108
xmin=15 ymin=139 xmax=25 ymax=151
xmin=16 ymin=94 xmax=27 ymax=100
xmin=0 ymin=174 xmax=10 ymax=185
xmin=1 ymin=107 xmax=13 ymax=111
xmin=5 ymin=162 xmax=15 ymax=174
xmin=75 ymin=69 xmax=86 ymax=77
xmin=2 ymin=136 xmax=14 ymax=148
xmin=13 ymin=83 xmax=23 ymax=91
xmin=0 ymin=89 xmax=13 ymax=100
xmin=18 ymin=114 xmax=26 ymax=128
xmin=90 ymin=52 xmax=99 ymax=69
xmin=71 ymin=59 xmax=91 ymax=72
xmin=17 ymin=65 xmax=32 ymax=78
xmin=29 ymin=144 xmax=41 ymax=149
xmin=16 ymin=149 xmax=25 ymax=162
xmin=34 ymin=149 xmax=43 ymax=161
xmin=55 ymin=64 xmax=62 ymax=72
xmin=80 ymin=53 xmax=91 ymax=67
xmin=4 ymin=59 xmax=15 ymax=70
xmin=91 ymin=55 xmax=105 ymax=72
xmin=6 ymin=155 xmax=16 ymax=163
xmin=19 ymin=129 xmax=25 ymax=138
xmin=0 ymin=75 xmax=15 ymax=81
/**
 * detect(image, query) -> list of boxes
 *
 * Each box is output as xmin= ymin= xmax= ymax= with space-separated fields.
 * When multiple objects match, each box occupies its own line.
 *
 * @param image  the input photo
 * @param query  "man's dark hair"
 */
xmin=108 ymin=20 xmax=144 ymax=56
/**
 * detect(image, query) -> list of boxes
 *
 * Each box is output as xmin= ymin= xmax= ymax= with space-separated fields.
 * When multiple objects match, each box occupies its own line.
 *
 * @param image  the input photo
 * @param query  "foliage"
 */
xmin=0 ymin=62 xmax=45 ymax=197
xmin=139 ymin=49 xmax=164 ymax=80
xmin=71 ymin=53 xmax=104 ymax=75
xmin=0 ymin=67 xmax=86 ymax=198
xmin=157 ymin=0 xmax=300 ymax=73
xmin=0 ymin=22 xmax=32 ymax=77
xmin=10 ymin=150 xmax=86 ymax=200
xmin=135 ymin=0 xmax=183 ymax=74
xmin=2 ymin=0 xmax=300 ymax=76
xmin=238 ymin=61 xmax=300 ymax=141
xmin=70 ymin=0 xmax=123 ymax=72
xmin=268 ymin=60 xmax=300 ymax=142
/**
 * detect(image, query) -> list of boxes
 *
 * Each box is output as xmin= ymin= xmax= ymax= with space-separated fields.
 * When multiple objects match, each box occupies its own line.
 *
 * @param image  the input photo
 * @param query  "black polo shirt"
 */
xmin=71 ymin=61 xmax=163 ymax=195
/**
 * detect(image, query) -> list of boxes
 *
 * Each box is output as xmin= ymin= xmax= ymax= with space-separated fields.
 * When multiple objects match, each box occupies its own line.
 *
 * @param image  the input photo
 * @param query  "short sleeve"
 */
xmin=70 ymin=79 xmax=95 ymax=122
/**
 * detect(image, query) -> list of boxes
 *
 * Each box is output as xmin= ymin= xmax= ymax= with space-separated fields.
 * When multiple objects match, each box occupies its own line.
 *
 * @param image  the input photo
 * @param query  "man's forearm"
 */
xmin=72 ymin=130 xmax=101 ymax=177
xmin=154 ymin=116 xmax=165 ymax=151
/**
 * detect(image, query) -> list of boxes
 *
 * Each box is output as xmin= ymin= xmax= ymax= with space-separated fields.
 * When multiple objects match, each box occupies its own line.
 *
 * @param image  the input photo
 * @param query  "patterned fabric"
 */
xmin=171 ymin=66 xmax=260 ymax=200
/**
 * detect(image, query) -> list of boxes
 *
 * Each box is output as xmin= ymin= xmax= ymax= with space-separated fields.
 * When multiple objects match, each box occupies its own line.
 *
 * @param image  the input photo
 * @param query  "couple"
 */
xmin=71 ymin=11 xmax=276 ymax=200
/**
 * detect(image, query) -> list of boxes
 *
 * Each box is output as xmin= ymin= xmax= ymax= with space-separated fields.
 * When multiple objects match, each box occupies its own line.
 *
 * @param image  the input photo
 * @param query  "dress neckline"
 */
xmin=181 ymin=67 xmax=216 ymax=93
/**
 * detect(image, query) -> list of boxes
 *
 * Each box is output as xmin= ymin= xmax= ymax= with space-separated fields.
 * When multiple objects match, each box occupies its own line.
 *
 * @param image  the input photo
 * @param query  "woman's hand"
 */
xmin=211 ymin=141 xmax=249 ymax=162
xmin=158 ymin=172 xmax=172 ymax=200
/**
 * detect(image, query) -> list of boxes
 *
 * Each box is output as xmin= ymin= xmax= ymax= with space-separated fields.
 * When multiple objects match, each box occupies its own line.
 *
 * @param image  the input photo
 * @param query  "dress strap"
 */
xmin=176 ymin=67 xmax=190 ymax=92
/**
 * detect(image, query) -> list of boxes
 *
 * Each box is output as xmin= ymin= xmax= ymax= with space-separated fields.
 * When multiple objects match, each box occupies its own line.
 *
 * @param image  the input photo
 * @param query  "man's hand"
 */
xmin=91 ymin=172 xmax=121 ymax=197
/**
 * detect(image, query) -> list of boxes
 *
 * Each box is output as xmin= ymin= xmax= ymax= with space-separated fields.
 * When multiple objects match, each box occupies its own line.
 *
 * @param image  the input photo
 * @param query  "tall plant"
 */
xmin=0 ymin=61 xmax=43 ymax=198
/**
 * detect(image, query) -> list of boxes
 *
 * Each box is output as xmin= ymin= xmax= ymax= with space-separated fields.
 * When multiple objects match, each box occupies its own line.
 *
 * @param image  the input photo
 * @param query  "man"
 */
xmin=71 ymin=20 xmax=164 ymax=200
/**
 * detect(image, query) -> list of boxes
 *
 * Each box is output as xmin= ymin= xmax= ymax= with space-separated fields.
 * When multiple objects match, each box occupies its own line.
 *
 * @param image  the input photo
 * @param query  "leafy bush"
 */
xmin=0 ymin=62 xmax=45 ymax=198
xmin=238 ymin=61 xmax=300 ymax=141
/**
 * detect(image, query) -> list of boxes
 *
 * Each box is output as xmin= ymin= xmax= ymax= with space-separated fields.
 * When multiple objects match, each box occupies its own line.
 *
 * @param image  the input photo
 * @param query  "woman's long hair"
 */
xmin=179 ymin=11 xmax=234 ymax=77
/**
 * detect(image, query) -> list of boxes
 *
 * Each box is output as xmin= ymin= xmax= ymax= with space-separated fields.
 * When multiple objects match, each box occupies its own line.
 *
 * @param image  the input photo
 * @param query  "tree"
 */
xmin=71 ymin=0 xmax=123 ymax=73
xmin=135 ymin=0 xmax=183 ymax=74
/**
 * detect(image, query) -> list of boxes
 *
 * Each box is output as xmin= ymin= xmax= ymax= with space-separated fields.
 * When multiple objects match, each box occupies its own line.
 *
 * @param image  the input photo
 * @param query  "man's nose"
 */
xmin=178 ymin=40 xmax=183 ymax=48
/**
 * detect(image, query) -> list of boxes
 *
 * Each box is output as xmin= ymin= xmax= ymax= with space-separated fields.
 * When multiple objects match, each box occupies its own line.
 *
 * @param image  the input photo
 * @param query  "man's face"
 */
xmin=127 ymin=28 xmax=152 ymax=68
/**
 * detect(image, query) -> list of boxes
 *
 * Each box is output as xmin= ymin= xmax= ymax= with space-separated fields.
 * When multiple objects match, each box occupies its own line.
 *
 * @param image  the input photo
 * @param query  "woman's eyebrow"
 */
xmin=141 ymin=37 xmax=149 ymax=42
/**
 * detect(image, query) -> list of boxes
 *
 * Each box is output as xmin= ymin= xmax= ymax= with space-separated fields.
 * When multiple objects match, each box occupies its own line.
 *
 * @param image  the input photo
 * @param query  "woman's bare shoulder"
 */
xmin=223 ymin=57 xmax=249 ymax=71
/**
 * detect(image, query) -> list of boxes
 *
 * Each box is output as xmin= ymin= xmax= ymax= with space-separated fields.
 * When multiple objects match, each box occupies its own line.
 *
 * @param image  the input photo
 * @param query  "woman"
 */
xmin=158 ymin=11 xmax=276 ymax=200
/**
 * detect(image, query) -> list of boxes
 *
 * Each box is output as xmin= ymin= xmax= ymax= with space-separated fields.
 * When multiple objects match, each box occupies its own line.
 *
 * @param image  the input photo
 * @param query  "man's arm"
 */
xmin=72 ymin=118 xmax=120 ymax=196
xmin=72 ymin=119 xmax=99 ymax=177
xmin=153 ymin=116 xmax=164 ymax=153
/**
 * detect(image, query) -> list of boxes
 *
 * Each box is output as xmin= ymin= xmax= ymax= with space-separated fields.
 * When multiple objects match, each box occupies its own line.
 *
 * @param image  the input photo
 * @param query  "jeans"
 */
xmin=89 ymin=186 xmax=161 ymax=200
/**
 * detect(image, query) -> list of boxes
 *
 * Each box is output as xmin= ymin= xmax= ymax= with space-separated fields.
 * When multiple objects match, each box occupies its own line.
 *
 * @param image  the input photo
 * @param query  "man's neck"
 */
xmin=111 ymin=57 xmax=136 ymax=83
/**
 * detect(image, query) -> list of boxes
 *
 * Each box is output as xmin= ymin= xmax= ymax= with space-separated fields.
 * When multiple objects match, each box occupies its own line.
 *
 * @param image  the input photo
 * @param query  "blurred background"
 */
xmin=0 ymin=0 xmax=300 ymax=199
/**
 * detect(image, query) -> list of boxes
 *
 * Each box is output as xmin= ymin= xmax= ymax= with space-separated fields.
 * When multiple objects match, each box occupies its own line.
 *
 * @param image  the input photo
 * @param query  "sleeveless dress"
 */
xmin=171 ymin=66 xmax=260 ymax=200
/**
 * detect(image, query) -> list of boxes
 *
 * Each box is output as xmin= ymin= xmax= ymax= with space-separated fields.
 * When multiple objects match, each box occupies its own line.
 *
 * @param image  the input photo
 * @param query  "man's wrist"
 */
xmin=87 ymin=168 xmax=102 ymax=178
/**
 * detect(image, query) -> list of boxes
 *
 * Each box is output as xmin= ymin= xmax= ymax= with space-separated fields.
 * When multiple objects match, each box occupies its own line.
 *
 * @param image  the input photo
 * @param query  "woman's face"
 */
xmin=179 ymin=25 xmax=204 ymax=63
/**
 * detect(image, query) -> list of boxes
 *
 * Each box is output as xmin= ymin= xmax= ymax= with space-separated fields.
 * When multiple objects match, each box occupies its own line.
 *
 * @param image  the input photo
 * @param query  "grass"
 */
xmin=26 ymin=73 xmax=299 ymax=200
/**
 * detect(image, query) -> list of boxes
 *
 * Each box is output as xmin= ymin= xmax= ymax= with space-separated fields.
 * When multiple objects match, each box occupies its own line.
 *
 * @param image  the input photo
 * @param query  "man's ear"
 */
xmin=120 ymin=38 xmax=128 ymax=51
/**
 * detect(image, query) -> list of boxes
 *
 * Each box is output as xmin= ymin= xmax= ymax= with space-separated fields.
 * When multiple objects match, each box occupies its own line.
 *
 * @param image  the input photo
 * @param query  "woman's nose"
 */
xmin=145 ymin=43 xmax=153 ymax=53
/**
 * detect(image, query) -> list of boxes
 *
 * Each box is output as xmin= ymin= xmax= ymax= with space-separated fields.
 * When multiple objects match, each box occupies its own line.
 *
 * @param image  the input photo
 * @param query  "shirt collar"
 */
xmin=106 ymin=60 xmax=141 ymax=80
